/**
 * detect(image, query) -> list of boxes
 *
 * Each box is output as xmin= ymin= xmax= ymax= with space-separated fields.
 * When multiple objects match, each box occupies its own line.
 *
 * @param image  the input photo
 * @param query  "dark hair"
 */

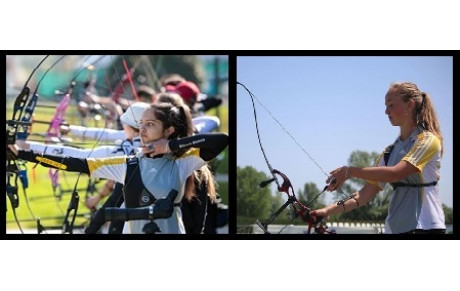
xmin=149 ymin=103 xmax=193 ymax=157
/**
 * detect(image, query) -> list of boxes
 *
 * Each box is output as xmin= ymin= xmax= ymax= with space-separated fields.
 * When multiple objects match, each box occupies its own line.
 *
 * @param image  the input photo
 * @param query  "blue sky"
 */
xmin=237 ymin=56 xmax=453 ymax=208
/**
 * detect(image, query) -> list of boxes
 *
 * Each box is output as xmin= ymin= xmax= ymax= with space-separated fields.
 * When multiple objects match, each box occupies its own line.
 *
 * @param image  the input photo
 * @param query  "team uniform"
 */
xmin=86 ymin=151 xmax=205 ymax=233
xmin=369 ymin=126 xmax=444 ymax=234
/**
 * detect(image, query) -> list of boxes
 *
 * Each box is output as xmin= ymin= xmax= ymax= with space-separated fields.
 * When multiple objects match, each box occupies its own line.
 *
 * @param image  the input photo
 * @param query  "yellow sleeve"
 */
xmin=86 ymin=156 xmax=127 ymax=184
xmin=402 ymin=132 xmax=441 ymax=172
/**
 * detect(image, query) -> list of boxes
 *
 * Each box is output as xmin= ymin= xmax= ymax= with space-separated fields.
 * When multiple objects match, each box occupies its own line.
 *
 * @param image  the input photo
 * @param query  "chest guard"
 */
xmin=123 ymin=157 xmax=156 ymax=208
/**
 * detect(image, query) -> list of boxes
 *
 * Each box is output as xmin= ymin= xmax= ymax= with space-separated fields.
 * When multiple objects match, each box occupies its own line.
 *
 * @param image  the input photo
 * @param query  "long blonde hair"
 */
xmin=389 ymin=82 xmax=443 ymax=155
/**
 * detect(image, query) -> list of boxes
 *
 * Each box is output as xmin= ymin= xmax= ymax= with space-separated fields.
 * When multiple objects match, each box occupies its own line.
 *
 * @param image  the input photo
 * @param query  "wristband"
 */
xmin=352 ymin=197 xmax=360 ymax=208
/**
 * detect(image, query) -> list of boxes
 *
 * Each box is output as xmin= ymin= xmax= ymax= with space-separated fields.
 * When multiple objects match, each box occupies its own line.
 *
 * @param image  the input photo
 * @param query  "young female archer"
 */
xmin=311 ymin=82 xmax=445 ymax=234
xmin=10 ymin=103 xmax=228 ymax=234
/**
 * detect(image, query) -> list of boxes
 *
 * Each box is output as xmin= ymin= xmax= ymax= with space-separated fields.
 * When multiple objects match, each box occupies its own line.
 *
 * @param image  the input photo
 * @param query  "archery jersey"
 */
xmin=369 ymin=126 xmax=444 ymax=234
xmin=87 ymin=151 xmax=206 ymax=234
xmin=28 ymin=137 xmax=142 ymax=158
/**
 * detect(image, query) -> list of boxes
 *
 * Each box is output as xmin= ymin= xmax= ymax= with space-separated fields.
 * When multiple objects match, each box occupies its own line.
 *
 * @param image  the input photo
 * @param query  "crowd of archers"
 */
xmin=7 ymin=62 xmax=229 ymax=234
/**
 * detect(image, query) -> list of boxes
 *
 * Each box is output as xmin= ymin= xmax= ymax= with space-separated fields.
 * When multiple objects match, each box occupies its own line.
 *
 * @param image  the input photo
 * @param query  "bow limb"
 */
xmin=236 ymin=82 xmax=280 ymax=189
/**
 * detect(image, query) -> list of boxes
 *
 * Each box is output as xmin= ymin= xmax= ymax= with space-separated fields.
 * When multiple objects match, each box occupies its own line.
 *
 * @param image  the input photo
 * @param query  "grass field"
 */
xmin=6 ymin=98 xmax=229 ymax=232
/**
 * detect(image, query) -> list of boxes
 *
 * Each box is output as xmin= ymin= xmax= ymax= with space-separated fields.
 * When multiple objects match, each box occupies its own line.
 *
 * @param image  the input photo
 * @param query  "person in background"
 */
xmin=165 ymin=79 xmax=223 ymax=117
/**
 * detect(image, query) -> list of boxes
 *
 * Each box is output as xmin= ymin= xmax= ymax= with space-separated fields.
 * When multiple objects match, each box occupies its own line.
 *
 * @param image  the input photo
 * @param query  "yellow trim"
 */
xmin=35 ymin=157 xmax=67 ymax=170
xmin=402 ymin=132 xmax=441 ymax=172
xmin=175 ymin=148 xmax=200 ymax=160
xmin=87 ymin=157 xmax=126 ymax=174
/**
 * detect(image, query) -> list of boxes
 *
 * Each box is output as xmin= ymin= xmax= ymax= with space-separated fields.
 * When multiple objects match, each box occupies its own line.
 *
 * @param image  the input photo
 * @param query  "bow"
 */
xmin=6 ymin=55 xmax=50 ymax=233
xmin=237 ymin=82 xmax=338 ymax=234
xmin=7 ymin=55 xmax=87 ymax=233
xmin=7 ymin=55 xmax=107 ymax=234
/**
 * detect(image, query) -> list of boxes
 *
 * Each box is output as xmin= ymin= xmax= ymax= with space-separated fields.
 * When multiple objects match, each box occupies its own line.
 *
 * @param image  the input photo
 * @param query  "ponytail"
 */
xmin=416 ymin=91 xmax=443 ymax=155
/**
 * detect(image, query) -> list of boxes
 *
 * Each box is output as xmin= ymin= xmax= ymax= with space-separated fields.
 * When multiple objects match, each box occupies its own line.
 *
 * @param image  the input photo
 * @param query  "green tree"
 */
xmin=297 ymin=182 xmax=326 ymax=210
xmin=443 ymin=204 xmax=453 ymax=225
xmin=269 ymin=191 xmax=292 ymax=224
xmin=237 ymin=166 xmax=273 ymax=221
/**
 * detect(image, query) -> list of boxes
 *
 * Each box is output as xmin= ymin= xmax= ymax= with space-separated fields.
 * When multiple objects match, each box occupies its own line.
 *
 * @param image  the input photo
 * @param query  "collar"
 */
xmin=397 ymin=125 xmax=423 ymax=144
